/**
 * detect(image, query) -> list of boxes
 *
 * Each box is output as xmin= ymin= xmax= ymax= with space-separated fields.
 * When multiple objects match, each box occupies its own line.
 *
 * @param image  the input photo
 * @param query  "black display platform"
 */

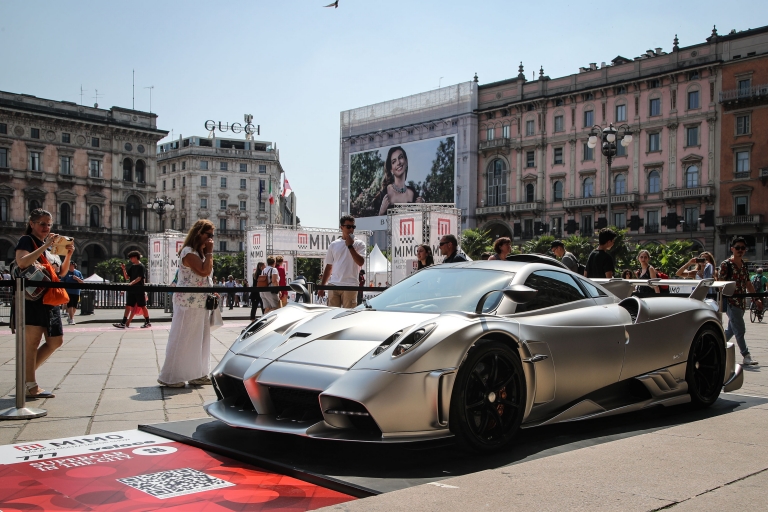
xmin=140 ymin=393 xmax=766 ymax=496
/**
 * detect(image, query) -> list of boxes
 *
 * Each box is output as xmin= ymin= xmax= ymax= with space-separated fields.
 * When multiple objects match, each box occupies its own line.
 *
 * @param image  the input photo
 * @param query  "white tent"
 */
xmin=84 ymin=273 xmax=109 ymax=282
xmin=368 ymin=244 xmax=390 ymax=286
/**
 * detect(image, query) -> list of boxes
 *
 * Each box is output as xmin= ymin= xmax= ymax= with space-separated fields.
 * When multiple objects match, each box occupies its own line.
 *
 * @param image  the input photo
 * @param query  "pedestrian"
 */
xmin=634 ymin=249 xmax=660 ymax=296
xmin=275 ymin=255 xmax=288 ymax=308
xmin=225 ymin=275 xmax=235 ymax=309
xmin=480 ymin=252 xmax=492 ymax=260
xmin=234 ymin=279 xmax=242 ymax=308
xmin=751 ymin=268 xmax=767 ymax=314
xmin=158 ymin=219 xmax=217 ymax=387
xmin=621 ymin=269 xmax=635 ymax=279
xmin=585 ymin=228 xmax=616 ymax=279
xmin=242 ymin=279 xmax=250 ymax=308
xmin=357 ymin=269 xmax=365 ymax=305
xmin=489 ymin=237 xmax=511 ymax=260
xmin=13 ymin=208 xmax=74 ymax=399
xmin=550 ymin=240 xmax=580 ymax=273
xmin=113 ymin=251 xmax=151 ymax=329
xmin=317 ymin=215 xmax=366 ymax=308
xmin=720 ymin=237 xmax=759 ymax=366
xmin=259 ymin=256 xmax=280 ymax=313
xmin=61 ymin=261 xmax=83 ymax=325
xmin=439 ymin=234 xmax=468 ymax=263
xmin=676 ymin=253 xmax=714 ymax=280
xmin=416 ymin=244 xmax=434 ymax=269
xmin=250 ymin=262 xmax=265 ymax=320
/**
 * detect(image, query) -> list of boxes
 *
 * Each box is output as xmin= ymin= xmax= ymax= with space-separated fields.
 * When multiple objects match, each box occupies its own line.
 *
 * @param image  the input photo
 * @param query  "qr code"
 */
xmin=117 ymin=467 xmax=234 ymax=499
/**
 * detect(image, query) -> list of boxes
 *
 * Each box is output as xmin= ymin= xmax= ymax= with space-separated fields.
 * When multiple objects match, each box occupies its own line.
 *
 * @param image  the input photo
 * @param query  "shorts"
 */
xmin=126 ymin=291 xmax=146 ymax=307
xmin=67 ymin=294 xmax=80 ymax=309
xmin=328 ymin=289 xmax=358 ymax=309
xmin=25 ymin=300 xmax=53 ymax=328
xmin=260 ymin=292 xmax=279 ymax=310
xmin=48 ymin=307 xmax=64 ymax=337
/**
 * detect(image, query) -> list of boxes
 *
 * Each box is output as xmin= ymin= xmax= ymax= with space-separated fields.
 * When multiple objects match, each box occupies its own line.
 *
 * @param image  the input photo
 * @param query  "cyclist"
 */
xmin=752 ymin=268 xmax=767 ymax=315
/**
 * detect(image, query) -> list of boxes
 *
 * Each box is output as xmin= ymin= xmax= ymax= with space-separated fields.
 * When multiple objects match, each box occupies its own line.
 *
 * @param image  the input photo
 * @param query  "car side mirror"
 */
xmin=475 ymin=284 xmax=537 ymax=314
xmin=289 ymin=281 xmax=311 ymax=303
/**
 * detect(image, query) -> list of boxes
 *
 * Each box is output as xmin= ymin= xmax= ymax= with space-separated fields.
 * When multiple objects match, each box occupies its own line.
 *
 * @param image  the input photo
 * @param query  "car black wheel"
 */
xmin=449 ymin=341 xmax=525 ymax=451
xmin=686 ymin=327 xmax=726 ymax=408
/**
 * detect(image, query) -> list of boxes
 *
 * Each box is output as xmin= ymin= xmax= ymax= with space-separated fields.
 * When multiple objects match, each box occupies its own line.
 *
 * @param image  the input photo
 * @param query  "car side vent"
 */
xmin=618 ymin=297 xmax=644 ymax=324
xmin=289 ymin=332 xmax=311 ymax=339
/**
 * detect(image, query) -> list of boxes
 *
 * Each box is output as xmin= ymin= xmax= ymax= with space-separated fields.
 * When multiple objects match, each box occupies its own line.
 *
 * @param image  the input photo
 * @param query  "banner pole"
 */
xmin=0 ymin=278 xmax=47 ymax=420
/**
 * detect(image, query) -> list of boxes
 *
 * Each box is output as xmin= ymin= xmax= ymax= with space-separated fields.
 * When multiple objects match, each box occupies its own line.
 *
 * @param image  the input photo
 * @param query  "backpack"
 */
xmin=655 ymin=270 xmax=670 ymax=292
xmin=752 ymin=275 xmax=764 ymax=293
xmin=256 ymin=267 xmax=273 ymax=287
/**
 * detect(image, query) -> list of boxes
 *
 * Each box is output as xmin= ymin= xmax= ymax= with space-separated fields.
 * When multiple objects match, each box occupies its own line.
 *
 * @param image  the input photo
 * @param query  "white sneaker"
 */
xmin=70 ymin=320 xmax=76 ymax=325
xmin=66 ymin=318 xmax=72 ymax=325
xmin=743 ymin=354 xmax=759 ymax=366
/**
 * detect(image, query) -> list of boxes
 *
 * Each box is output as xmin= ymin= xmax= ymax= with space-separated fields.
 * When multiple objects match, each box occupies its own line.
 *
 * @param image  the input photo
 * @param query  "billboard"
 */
xmin=349 ymin=136 xmax=455 ymax=226
xmin=148 ymin=231 xmax=184 ymax=284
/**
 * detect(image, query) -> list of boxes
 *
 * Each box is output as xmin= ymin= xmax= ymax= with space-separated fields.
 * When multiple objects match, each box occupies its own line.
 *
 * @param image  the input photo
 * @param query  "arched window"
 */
xmin=525 ymin=183 xmax=535 ymax=203
xmin=90 ymin=205 xmax=100 ymax=227
xmin=60 ymin=203 xmax=71 ymax=226
xmin=123 ymin=158 xmax=133 ymax=182
xmin=685 ymin=165 xmax=699 ymax=188
xmin=29 ymin=199 xmax=41 ymax=213
xmin=553 ymin=181 xmax=563 ymax=202
xmin=0 ymin=197 xmax=7 ymax=221
xmin=135 ymin=160 xmax=146 ymax=183
xmin=126 ymin=195 xmax=141 ymax=230
xmin=583 ymin=177 xmax=594 ymax=198
xmin=487 ymin=159 xmax=507 ymax=206
xmin=648 ymin=170 xmax=660 ymax=193
xmin=614 ymin=174 xmax=626 ymax=195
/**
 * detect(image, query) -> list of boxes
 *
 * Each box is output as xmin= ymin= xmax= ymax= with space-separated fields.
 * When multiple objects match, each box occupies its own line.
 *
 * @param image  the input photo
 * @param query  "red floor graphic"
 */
xmin=0 ymin=430 xmax=355 ymax=511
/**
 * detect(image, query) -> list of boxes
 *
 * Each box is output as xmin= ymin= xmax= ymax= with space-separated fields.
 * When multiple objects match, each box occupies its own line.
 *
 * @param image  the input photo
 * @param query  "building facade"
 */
xmin=156 ymin=135 xmax=294 ymax=253
xmin=0 ymin=90 xmax=167 ymax=276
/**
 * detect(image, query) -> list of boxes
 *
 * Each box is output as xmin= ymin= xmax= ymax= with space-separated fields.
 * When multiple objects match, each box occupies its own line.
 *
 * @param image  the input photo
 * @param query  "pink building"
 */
xmin=475 ymin=32 xmax=722 ymax=253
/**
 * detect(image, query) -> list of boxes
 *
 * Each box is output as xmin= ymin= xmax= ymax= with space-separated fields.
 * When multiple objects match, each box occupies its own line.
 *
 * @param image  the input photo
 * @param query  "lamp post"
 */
xmin=146 ymin=196 xmax=175 ymax=232
xmin=588 ymin=123 xmax=633 ymax=229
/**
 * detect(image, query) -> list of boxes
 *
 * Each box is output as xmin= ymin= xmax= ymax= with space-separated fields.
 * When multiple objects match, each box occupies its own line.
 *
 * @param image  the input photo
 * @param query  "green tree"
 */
xmin=522 ymin=235 xmax=555 ymax=255
xmin=421 ymin=137 xmax=455 ymax=203
xmin=606 ymin=228 xmax=636 ymax=271
xmin=563 ymin=235 xmax=594 ymax=264
xmin=641 ymin=241 xmax=697 ymax=275
xmin=95 ymin=257 xmax=148 ymax=282
xmin=296 ymin=257 xmax=322 ymax=284
xmin=214 ymin=252 xmax=245 ymax=280
xmin=460 ymin=228 xmax=493 ymax=260
xmin=349 ymin=150 xmax=384 ymax=217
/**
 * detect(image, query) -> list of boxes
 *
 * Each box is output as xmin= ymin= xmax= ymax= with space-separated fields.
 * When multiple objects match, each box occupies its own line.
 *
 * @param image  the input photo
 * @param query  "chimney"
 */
xmin=646 ymin=50 xmax=655 ymax=57
xmin=589 ymin=63 xmax=597 ymax=70
xmin=601 ymin=61 xmax=607 ymax=68
xmin=655 ymin=47 xmax=663 ymax=55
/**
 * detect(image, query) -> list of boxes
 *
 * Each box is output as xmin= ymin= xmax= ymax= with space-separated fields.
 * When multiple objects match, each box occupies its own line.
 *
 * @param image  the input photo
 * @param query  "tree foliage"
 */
xmin=296 ymin=257 xmax=322 ymax=284
xmin=349 ymin=150 xmax=384 ymax=218
xmin=460 ymin=228 xmax=493 ymax=260
xmin=421 ymin=137 xmax=455 ymax=203
xmin=94 ymin=257 xmax=149 ymax=282
xmin=640 ymin=241 xmax=698 ymax=275
xmin=213 ymin=252 xmax=245 ymax=281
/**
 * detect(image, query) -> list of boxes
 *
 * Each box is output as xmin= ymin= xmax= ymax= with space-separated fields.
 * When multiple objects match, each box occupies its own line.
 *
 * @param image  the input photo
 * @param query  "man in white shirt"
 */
xmin=318 ymin=215 xmax=366 ymax=308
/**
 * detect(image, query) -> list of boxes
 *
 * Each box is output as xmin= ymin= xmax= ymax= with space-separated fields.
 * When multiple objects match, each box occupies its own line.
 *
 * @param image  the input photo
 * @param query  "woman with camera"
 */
xmin=676 ymin=253 xmax=714 ymax=280
xmin=158 ymin=220 xmax=216 ymax=388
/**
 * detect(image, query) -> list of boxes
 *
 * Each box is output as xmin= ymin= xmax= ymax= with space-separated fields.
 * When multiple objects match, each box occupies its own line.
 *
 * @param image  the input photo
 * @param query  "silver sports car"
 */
xmin=205 ymin=256 xmax=744 ymax=451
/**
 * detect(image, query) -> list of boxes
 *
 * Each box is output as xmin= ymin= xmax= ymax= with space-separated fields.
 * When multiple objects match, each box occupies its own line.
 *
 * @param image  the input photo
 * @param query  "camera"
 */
xmin=52 ymin=236 xmax=74 ymax=256
xmin=695 ymin=257 xmax=705 ymax=263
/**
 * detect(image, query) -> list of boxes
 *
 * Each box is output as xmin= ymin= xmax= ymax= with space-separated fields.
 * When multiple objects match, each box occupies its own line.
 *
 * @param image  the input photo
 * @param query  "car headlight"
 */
xmin=240 ymin=314 xmax=277 ymax=340
xmin=392 ymin=323 xmax=436 ymax=357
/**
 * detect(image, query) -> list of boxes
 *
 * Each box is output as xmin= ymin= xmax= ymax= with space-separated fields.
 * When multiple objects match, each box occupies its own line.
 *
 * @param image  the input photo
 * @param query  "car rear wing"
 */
xmin=591 ymin=278 xmax=736 ymax=302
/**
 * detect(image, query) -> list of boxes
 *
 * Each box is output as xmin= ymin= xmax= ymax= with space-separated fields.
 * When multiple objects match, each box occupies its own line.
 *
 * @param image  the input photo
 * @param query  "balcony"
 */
xmin=645 ymin=224 xmax=660 ymax=234
xmin=662 ymin=186 xmax=714 ymax=201
xmin=479 ymin=138 xmax=511 ymax=151
xmin=510 ymin=201 xmax=542 ymax=212
xmin=734 ymin=170 xmax=751 ymax=180
xmin=719 ymin=84 xmax=768 ymax=103
xmin=716 ymin=214 xmax=763 ymax=226
xmin=563 ymin=196 xmax=606 ymax=209
xmin=611 ymin=193 xmax=638 ymax=205
xmin=476 ymin=204 xmax=507 ymax=216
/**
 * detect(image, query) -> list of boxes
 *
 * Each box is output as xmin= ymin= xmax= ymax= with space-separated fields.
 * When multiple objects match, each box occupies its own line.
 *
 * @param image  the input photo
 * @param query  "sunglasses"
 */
xmin=733 ymin=246 xmax=747 ymax=251
xmin=202 ymin=232 xmax=214 ymax=238
xmin=341 ymin=225 xmax=356 ymax=229
xmin=439 ymin=241 xmax=450 ymax=246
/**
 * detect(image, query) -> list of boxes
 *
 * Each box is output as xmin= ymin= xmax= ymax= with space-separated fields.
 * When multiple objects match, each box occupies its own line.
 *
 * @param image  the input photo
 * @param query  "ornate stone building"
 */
xmin=0 ymin=91 xmax=167 ymax=275
xmin=156 ymin=135 xmax=294 ymax=253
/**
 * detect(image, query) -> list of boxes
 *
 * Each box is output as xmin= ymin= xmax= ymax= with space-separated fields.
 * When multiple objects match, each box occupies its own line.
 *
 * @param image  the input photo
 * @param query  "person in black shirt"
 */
xmin=114 ymin=251 xmax=151 ymax=328
xmin=439 ymin=234 xmax=468 ymax=263
xmin=585 ymin=228 xmax=616 ymax=279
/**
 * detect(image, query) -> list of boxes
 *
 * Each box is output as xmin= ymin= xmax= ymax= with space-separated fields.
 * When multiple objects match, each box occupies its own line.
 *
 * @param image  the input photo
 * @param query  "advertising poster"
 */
xmin=390 ymin=213 xmax=423 ymax=285
xmin=427 ymin=211 xmax=458 ymax=265
xmin=349 ymin=136 xmax=455 ymax=226
xmin=147 ymin=232 xmax=184 ymax=284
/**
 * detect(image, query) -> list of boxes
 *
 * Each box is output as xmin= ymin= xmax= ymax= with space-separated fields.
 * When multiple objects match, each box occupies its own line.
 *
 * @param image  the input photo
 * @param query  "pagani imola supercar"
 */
xmin=206 ymin=256 xmax=744 ymax=451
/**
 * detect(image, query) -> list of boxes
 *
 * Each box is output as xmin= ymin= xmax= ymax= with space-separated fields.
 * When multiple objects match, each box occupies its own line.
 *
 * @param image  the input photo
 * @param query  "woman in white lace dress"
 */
xmin=158 ymin=220 xmax=216 ymax=387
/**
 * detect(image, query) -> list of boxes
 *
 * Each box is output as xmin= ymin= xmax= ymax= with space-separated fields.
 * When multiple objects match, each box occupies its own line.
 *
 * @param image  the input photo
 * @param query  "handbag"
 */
xmin=205 ymin=294 xmax=219 ymax=310
xmin=10 ymin=261 xmax=51 ymax=301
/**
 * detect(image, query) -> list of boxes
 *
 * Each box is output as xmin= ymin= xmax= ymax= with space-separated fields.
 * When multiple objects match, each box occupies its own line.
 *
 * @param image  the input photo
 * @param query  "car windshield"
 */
xmin=361 ymin=268 xmax=515 ymax=313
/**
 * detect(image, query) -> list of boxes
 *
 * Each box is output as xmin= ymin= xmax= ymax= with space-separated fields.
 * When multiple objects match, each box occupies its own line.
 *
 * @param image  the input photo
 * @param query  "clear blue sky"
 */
xmin=1 ymin=1 xmax=765 ymax=228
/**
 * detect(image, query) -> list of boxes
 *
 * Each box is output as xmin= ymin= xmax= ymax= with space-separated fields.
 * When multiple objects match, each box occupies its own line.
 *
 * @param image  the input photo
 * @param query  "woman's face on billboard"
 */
xmin=390 ymin=149 xmax=407 ymax=178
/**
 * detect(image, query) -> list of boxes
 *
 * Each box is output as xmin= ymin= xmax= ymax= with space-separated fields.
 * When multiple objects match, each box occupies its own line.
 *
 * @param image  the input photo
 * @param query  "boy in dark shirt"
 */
xmin=114 ymin=251 xmax=151 ymax=328
xmin=585 ymin=228 xmax=616 ymax=279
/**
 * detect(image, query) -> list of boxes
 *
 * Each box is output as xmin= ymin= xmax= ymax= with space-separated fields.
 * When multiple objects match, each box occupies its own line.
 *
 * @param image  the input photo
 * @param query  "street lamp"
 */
xmin=146 ymin=196 xmax=175 ymax=232
xmin=588 ymin=123 xmax=633 ymax=229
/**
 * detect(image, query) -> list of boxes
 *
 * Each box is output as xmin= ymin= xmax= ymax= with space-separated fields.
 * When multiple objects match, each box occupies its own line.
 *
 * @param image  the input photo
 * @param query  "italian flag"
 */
xmin=268 ymin=180 xmax=274 ymax=205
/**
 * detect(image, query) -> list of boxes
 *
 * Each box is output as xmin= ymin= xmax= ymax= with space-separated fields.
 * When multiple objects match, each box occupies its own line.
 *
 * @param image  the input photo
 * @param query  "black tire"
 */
xmin=686 ymin=327 xmax=726 ymax=408
xmin=449 ymin=341 xmax=526 ymax=452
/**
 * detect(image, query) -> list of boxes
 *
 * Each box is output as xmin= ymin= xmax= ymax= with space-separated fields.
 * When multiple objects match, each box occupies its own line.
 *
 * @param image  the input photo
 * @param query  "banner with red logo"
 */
xmin=390 ymin=213 xmax=423 ymax=285
xmin=147 ymin=231 xmax=184 ymax=284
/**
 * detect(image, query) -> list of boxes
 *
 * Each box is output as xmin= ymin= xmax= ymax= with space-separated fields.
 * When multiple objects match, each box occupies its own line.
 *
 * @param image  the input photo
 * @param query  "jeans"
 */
xmin=724 ymin=304 xmax=749 ymax=356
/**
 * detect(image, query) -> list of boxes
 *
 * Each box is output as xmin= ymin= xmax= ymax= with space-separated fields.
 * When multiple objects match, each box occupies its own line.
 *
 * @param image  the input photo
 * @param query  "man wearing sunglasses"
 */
xmin=439 ymin=234 xmax=467 ymax=263
xmin=318 ymin=215 xmax=367 ymax=308
xmin=720 ymin=237 xmax=758 ymax=365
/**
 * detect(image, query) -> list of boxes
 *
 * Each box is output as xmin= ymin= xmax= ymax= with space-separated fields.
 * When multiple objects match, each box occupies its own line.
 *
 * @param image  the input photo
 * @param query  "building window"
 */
xmin=582 ymin=214 xmax=593 ymax=234
xmin=648 ymin=170 xmax=660 ymax=193
xmin=736 ymin=115 xmax=750 ymax=135
xmin=240 ymin=163 xmax=247 ymax=172
xmin=29 ymin=199 xmax=41 ymax=212
xmin=259 ymin=164 xmax=266 ymax=173
xmin=219 ymin=241 xmax=227 ymax=252
xmin=31 ymin=128 xmax=40 ymax=139
xmin=0 ymin=197 xmax=7 ymax=221
xmin=736 ymin=151 xmax=750 ymax=174
xmin=171 ymin=219 xmax=176 ymax=230
xmin=689 ymin=71 xmax=699 ymax=80
xmin=524 ymin=183 xmax=534 ymax=203
xmin=181 ymin=218 xmax=186 ymax=231
xmin=554 ymin=115 xmax=564 ymax=133
xmin=182 ymin=161 xmax=186 ymax=170
xmin=649 ymin=79 xmax=661 ymax=88
xmin=616 ymin=141 xmax=627 ymax=157
xmin=685 ymin=165 xmax=699 ymax=188
xmin=60 ymin=156 xmax=72 ymax=175
xmin=62 ymin=133 xmax=70 ymax=143
xmin=583 ymin=110 xmax=594 ymax=128
xmin=687 ymin=90 xmax=700 ymax=109
xmin=239 ymin=200 xmax=246 ymax=211
xmin=182 ymin=176 xmax=186 ymax=187
xmin=649 ymin=132 xmax=661 ymax=152
xmin=526 ymin=151 xmax=535 ymax=167
xmin=59 ymin=203 xmax=71 ymax=226
xmin=583 ymin=177 xmax=594 ymax=198
xmin=487 ymin=159 xmax=507 ymax=206
xmin=684 ymin=207 xmax=699 ymax=230
xmin=614 ymin=174 xmax=626 ymax=194
xmin=0 ymin=123 xmax=7 ymax=134
xmin=685 ymin=126 xmax=699 ymax=146
xmin=200 ymin=160 xmax=209 ymax=170
xmin=738 ymin=79 xmax=751 ymax=97
xmin=583 ymin=142 xmax=594 ymax=161
xmin=136 ymin=160 xmax=145 ymax=183
xmin=220 ymin=199 xmax=226 ymax=210
xmin=553 ymin=180 xmax=563 ymax=202
xmin=220 ymin=177 xmax=227 ymax=188
xmin=649 ymin=98 xmax=661 ymax=116
xmin=171 ymin=163 xmax=176 ymax=172
xmin=259 ymin=201 xmax=266 ymax=212
xmin=502 ymin=125 xmax=510 ymax=138
xmin=525 ymin=120 xmax=534 ymax=136
xmin=616 ymin=104 xmax=627 ymax=122
xmin=735 ymin=196 xmax=748 ymax=216
xmin=181 ymin=198 xmax=185 ymax=209
xmin=90 ymin=205 xmax=100 ymax=227
xmin=91 ymin=137 xmax=99 ymax=148
xmin=162 ymin=165 xmax=166 ymax=174
xmin=486 ymin=127 xmax=495 ymax=140
xmin=219 ymin=219 xmax=227 ymax=232
xmin=613 ymin=212 xmax=626 ymax=229
xmin=240 ymin=219 xmax=246 ymax=231
xmin=89 ymin=159 xmax=102 ymax=177
xmin=200 ymin=176 xmax=208 ymax=187
xmin=29 ymin=151 xmax=41 ymax=171
xmin=555 ymin=98 xmax=564 ymax=106
xmin=646 ymin=210 xmax=659 ymax=232
xmin=200 ymin=198 xmax=208 ymax=209
xmin=240 ymin=178 xmax=247 ymax=189
xmin=172 ymin=178 xmax=176 ymax=189
xmin=553 ymin=147 xmax=563 ymax=164
xmin=162 ymin=180 xmax=166 ymax=191
xmin=123 ymin=158 xmax=133 ymax=181
xmin=220 ymin=162 xmax=228 ymax=171
xmin=0 ymin=148 xmax=8 ymax=168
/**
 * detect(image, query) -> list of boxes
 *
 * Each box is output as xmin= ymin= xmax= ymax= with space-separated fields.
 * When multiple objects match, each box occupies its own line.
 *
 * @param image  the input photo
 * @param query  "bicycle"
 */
xmin=750 ymin=299 xmax=764 ymax=323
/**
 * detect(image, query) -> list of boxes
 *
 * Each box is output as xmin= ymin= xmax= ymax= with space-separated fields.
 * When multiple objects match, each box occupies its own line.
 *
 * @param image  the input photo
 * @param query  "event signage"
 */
xmin=148 ymin=231 xmax=184 ymax=284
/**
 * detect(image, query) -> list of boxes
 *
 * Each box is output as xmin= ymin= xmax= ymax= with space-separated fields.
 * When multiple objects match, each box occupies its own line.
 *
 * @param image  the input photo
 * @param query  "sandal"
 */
xmin=25 ymin=382 xmax=55 ymax=399
xmin=157 ymin=379 xmax=185 ymax=388
xmin=188 ymin=376 xmax=212 ymax=385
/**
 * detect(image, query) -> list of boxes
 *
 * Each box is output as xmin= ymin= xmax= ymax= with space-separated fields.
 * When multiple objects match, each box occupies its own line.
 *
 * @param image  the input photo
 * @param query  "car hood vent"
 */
xmin=289 ymin=332 xmax=311 ymax=339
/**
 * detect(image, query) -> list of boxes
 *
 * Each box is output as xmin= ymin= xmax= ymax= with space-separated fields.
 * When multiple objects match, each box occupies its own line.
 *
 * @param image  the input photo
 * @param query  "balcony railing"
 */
xmin=563 ymin=196 xmax=606 ymax=208
xmin=475 ymin=204 xmax=507 ymax=216
xmin=645 ymin=224 xmax=660 ymax=234
xmin=719 ymin=84 xmax=768 ymax=102
xmin=662 ymin=186 xmax=714 ymax=201
xmin=716 ymin=214 xmax=763 ymax=226
xmin=479 ymin=138 xmax=511 ymax=151
xmin=510 ymin=201 xmax=542 ymax=212
xmin=734 ymin=170 xmax=751 ymax=179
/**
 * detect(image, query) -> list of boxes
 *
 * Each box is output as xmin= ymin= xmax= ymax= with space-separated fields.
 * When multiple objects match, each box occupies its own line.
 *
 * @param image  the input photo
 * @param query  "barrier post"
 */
xmin=0 ymin=278 xmax=46 ymax=420
xmin=307 ymin=282 xmax=315 ymax=304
